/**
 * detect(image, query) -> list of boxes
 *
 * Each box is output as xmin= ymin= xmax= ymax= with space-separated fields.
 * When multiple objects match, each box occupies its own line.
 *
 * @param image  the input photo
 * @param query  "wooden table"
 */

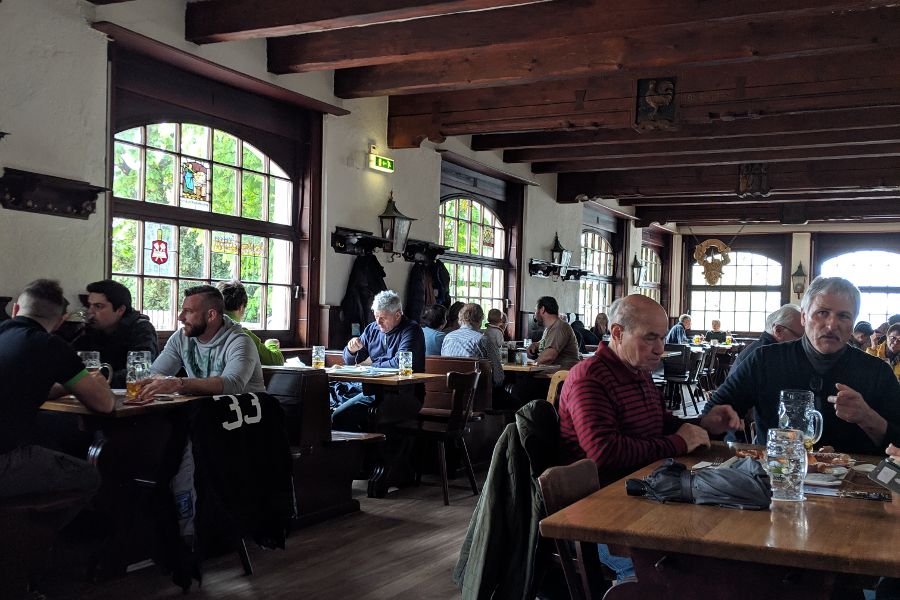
xmin=42 ymin=392 xmax=202 ymax=418
xmin=540 ymin=445 xmax=900 ymax=599
xmin=263 ymin=366 xmax=445 ymax=497
xmin=502 ymin=363 xmax=561 ymax=374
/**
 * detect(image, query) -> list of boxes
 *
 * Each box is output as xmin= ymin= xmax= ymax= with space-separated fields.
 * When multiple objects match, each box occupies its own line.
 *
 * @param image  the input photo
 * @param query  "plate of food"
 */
xmin=804 ymin=472 xmax=844 ymax=487
xmin=808 ymin=452 xmax=854 ymax=473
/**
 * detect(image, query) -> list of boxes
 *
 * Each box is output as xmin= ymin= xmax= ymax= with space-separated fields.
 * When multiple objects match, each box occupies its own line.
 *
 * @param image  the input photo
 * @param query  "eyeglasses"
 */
xmin=888 ymin=336 xmax=900 ymax=344
xmin=776 ymin=324 xmax=802 ymax=339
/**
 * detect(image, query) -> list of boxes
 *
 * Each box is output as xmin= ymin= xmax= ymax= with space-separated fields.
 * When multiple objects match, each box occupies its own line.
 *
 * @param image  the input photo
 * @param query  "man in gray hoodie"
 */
xmin=138 ymin=285 xmax=265 ymax=399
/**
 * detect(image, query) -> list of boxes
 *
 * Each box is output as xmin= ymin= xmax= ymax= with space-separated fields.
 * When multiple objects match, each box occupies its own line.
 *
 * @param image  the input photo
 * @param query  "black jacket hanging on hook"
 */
xmin=340 ymin=254 xmax=387 ymax=333
xmin=405 ymin=259 xmax=451 ymax=324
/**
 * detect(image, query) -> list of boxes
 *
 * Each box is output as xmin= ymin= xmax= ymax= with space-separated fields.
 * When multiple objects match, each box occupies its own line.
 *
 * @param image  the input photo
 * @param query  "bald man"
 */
xmin=558 ymin=294 xmax=738 ymax=487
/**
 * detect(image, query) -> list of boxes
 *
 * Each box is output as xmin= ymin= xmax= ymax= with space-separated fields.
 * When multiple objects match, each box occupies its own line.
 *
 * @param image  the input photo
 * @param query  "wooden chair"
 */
xmin=538 ymin=459 xmax=610 ymax=600
xmin=390 ymin=371 xmax=481 ymax=505
xmin=546 ymin=369 xmax=569 ymax=406
xmin=662 ymin=344 xmax=691 ymax=410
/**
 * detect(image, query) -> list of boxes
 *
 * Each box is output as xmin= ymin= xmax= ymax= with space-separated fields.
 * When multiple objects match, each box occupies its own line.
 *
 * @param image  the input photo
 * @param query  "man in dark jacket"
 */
xmin=74 ymin=279 xmax=158 ymax=388
xmin=332 ymin=290 xmax=426 ymax=431
xmin=702 ymin=277 xmax=900 ymax=454
xmin=731 ymin=303 xmax=802 ymax=369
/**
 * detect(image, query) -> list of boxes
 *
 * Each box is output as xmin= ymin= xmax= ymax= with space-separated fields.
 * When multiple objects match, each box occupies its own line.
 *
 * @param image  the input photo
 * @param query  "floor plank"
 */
xmin=38 ymin=476 xmax=481 ymax=599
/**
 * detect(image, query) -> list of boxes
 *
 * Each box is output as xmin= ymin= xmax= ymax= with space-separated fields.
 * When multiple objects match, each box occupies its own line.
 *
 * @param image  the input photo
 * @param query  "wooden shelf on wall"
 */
xmin=0 ymin=168 xmax=106 ymax=220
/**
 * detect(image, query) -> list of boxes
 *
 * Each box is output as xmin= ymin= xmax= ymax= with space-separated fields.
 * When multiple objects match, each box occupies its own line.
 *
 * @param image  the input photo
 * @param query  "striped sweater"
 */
xmin=558 ymin=343 xmax=687 ymax=487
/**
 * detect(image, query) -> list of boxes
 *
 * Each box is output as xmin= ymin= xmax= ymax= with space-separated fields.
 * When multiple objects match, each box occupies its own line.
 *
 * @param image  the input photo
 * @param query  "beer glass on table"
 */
xmin=311 ymin=346 xmax=326 ymax=369
xmin=77 ymin=351 xmax=112 ymax=384
xmin=778 ymin=389 xmax=823 ymax=452
xmin=126 ymin=351 xmax=152 ymax=399
xmin=766 ymin=428 xmax=808 ymax=502
xmin=398 ymin=351 xmax=413 ymax=377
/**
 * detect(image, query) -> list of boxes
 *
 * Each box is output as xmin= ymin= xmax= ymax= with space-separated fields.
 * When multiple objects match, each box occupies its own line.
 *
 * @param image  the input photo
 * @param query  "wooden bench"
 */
xmin=264 ymin=368 xmax=384 ymax=526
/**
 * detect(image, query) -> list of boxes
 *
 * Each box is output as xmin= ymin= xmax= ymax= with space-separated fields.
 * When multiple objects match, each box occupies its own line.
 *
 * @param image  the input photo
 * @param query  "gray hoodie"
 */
xmin=151 ymin=315 xmax=265 ymax=395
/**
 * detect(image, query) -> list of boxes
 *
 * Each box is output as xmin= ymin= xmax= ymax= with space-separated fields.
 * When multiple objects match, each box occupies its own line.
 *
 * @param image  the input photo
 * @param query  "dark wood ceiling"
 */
xmin=125 ymin=1 xmax=900 ymax=225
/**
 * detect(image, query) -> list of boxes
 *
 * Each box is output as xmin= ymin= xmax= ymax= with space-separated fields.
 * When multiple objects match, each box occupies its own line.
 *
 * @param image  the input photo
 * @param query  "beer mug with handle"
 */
xmin=77 ymin=351 xmax=113 ymax=384
xmin=778 ymin=389 xmax=823 ymax=452
xmin=126 ymin=351 xmax=152 ymax=399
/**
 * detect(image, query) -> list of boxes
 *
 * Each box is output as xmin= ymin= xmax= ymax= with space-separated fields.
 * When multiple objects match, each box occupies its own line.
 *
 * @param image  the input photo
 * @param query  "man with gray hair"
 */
xmin=665 ymin=313 xmax=692 ymax=345
xmin=702 ymin=276 xmax=900 ymax=454
xmin=0 ymin=279 xmax=114 ymax=512
xmin=441 ymin=303 xmax=505 ymax=387
xmin=334 ymin=290 xmax=425 ymax=431
xmin=731 ymin=303 xmax=802 ymax=368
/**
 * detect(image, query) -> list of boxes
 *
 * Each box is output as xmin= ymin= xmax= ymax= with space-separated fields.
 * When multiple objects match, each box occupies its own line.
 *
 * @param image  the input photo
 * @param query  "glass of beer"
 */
xmin=692 ymin=334 xmax=702 ymax=344
xmin=311 ymin=346 xmax=326 ymax=369
xmin=126 ymin=351 xmax=151 ymax=399
xmin=778 ymin=389 xmax=823 ymax=452
xmin=725 ymin=334 xmax=733 ymax=345
xmin=77 ymin=351 xmax=112 ymax=383
xmin=398 ymin=351 xmax=413 ymax=377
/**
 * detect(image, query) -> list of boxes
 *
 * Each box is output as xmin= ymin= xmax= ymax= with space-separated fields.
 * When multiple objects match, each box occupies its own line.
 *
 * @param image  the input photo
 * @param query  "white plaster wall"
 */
xmin=0 ymin=0 xmax=110 ymax=304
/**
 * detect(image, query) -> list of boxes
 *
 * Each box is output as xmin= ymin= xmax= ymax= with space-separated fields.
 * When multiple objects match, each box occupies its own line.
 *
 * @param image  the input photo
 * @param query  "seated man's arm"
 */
xmin=343 ymin=330 xmax=370 ymax=365
xmin=699 ymin=352 xmax=757 ymax=435
xmin=535 ymin=324 xmax=567 ymax=365
xmin=830 ymin=367 xmax=900 ymax=447
xmin=536 ymin=347 xmax=559 ymax=365
xmin=67 ymin=371 xmax=115 ymax=414
xmin=150 ymin=334 xmax=185 ymax=377
xmin=479 ymin=337 xmax=506 ymax=387
xmin=565 ymin=377 xmax=688 ymax=472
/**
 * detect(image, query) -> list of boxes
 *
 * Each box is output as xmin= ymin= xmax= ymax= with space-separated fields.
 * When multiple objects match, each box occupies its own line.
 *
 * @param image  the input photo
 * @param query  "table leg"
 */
xmin=602 ymin=548 xmax=838 ymax=600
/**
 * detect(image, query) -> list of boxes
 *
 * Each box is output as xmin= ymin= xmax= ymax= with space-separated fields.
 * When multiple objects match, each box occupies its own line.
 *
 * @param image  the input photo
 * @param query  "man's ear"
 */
xmin=610 ymin=323 xmax=625 ymax=342
xmin=11 ymin=303 xmax=20 ymax=317
xmin=115 ymin=305 xmax=126 ymax=319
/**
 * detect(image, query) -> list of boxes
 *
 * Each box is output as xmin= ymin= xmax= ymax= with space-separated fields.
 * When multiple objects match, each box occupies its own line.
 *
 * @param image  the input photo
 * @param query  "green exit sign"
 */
xmin=369 ymin=153 xmax=395 ymax=173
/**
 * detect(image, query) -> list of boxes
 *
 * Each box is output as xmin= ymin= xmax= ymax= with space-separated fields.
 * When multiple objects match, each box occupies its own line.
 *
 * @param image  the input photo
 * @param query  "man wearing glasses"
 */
xmin=701 ymin=276 xmax=900 ymax=454
xmin=731 ymin=304 xmax=802 ymax=369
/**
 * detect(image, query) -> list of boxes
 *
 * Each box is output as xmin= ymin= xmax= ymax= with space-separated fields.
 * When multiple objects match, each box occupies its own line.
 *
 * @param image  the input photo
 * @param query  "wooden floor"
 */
xmin=38 ymin=475 xmax=482 ymax=600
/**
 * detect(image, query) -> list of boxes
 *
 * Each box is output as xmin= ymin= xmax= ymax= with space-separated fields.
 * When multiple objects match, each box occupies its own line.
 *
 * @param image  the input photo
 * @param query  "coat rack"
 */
xmin=402 ymin=239 xmax=448 ymax=264
xmin=0 ymin=168 xmax=106 ymax=220
xmin=330 ymin=226 xmax=390 ymax=256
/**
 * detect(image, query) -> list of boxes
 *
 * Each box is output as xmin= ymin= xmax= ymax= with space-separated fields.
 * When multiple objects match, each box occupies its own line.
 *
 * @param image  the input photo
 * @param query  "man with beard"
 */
xmin=74 ymin=279 xmax=159 ymax=387
xmin=138 ymin=285 xmax=265 ymax=399
xmin=526 ymin=296 xmax=580 ymax=369
xmin=701 ymin=277 xmax=900 ymax=454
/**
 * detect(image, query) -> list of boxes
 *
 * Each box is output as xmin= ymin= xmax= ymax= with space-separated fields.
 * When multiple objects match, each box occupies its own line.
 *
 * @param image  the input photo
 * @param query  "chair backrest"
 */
xmin=538 ymin=459 xmax=606 ymax=600
xmin=663 ymin=344 xmax=690 ymax=377
xmin=546 ymin=370 xmax=569 ymax=406
xmin=265 ymin=369 xmax=330 ymax=449
xmin=423 ymin=356 xmax=493 ymax=411
xmin=445 ymin=370 xmax=481 ymax=432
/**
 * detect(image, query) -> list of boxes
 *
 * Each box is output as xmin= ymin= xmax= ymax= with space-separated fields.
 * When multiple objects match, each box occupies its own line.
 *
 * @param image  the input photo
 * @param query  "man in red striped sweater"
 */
xmin=558 ymin=294 xmax=738 ymax=487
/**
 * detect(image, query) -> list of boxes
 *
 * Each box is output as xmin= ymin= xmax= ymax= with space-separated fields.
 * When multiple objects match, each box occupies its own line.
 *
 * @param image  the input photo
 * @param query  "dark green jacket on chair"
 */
xmin=453 ymin=399 xmax=559 ymax=600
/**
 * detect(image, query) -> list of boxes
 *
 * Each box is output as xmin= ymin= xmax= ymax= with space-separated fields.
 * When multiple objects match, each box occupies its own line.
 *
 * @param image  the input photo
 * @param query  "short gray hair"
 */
xmin=765 ymin=304 xmax=800 ymax=334
xmin=800 ymin=276 xmax=861 ymax=320
xmin=458 ymin=303 xmax=485 ymax=327
xmin=372 ymin=290 xmax=402 ymax=313
xmin=679 ymin=314 xmax=691 ymax=324
xmin=608 ymin=298 xmax=639 ymax=331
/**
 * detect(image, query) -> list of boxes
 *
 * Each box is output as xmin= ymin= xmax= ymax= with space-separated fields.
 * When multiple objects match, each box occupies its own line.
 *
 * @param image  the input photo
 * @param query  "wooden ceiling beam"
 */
xmin=633 ymin=199 xmax=900 ymax=227
xmin=266 ymin=0 xmax=886 ymax=72
xmin=186 ymin=0 xmax=551 ymax=44
xmin=619 ymin=191 xmax=900 ymax=206
xmin=472 ymin=106 xmax=900 ymax=151
xmin=532 ymin=143 xmax=900 ymax=173
xmin=387 ymin=48 xmax=900 ymax=147
xmin=555 ymin=158 xmax=900 ymax=201
xmin=505 ymin=126 xmax=900 ymax=164
xmin=335 ymin=7 xmax=900 ymax=98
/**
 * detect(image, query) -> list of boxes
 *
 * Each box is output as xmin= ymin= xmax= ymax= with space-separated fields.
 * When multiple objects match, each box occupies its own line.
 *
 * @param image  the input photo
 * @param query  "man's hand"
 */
xmin=138 ymin=376 xmax=181 ymax=400
xmin=527 ymin=341 xmax=539 ymax=358
xmin=887 ymin=443 xmax=900 ymax=459
xmin=699 ymin=404 xmax=741 ymax=435
xmin=676 ymin=423 xmax=711 ymax=453
xmin=347 ymin=337 xmax=363 ymax=353
xmin=828 ymin=383 xmax=875 ymax=424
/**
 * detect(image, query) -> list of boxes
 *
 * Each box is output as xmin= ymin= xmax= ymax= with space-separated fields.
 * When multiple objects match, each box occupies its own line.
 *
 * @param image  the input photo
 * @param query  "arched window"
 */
xmin=688 ymin=251 xmax=783 ymax=333
xmin=820 ymin=250 xmax=900 ymax=324
xmin=638 ymin=246 xmax=662 ymax=303
xmin=111 ymin=123 xmax=295 ymax=333
xmin=439 ymin=196 xmax=507 ymax=313
xmin=578 ymin=231 xmax=614 ymax=325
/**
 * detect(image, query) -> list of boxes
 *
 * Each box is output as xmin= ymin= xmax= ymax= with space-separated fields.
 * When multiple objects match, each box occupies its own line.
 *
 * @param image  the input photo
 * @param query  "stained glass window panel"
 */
xmin=240 ymin=235 xmax=266 ymax=282
xmin=180 ymin=159 xmax=211 ymax=210
xmin=143 ymin=223 xmax=177 ymax=277
xmin=211 ymin=231 xmax=239 ymax=280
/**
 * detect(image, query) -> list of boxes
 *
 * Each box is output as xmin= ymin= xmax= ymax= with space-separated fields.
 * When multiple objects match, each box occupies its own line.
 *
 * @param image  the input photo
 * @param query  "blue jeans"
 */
xmin=331 ymin=392 xmax=377 ymax=432
xmin=598 ymin=544 xmax=635 ymax=580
